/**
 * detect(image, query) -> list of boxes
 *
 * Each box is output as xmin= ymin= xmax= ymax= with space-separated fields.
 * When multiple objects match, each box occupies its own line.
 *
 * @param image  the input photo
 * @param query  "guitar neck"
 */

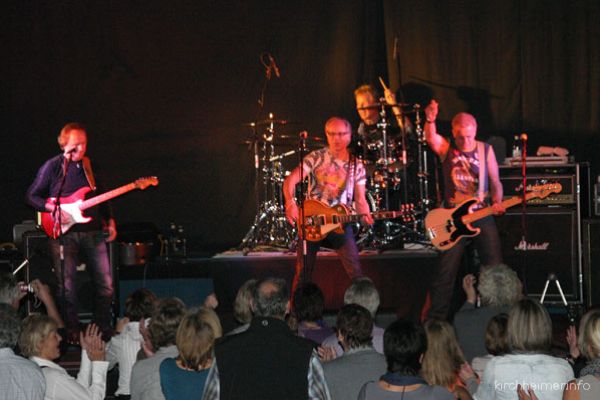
xmin=80 ymin=183 xmax=137 ymax=210
xmin=463 ymin=193 xmax=537 ymax=224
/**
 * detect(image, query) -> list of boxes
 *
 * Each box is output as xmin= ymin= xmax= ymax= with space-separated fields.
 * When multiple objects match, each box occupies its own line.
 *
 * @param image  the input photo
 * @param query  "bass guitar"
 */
xmin=40 ymin=176 xmax=159 ymax=238
xmin=298 ymin=199 xmax=415 ymax=242
xmin=425 ymin=183 xmax=562 ymax=251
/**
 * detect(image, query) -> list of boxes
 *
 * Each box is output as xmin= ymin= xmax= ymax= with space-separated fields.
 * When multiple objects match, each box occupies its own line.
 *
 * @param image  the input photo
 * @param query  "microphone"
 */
xmin=268 ymin=54 xmax=280 ymax=78
xmin=520 ymin=133 xmax=528 ymax=142
xmin=299 ymin=131 xmax=308 ymax=139
xmin=64 ymin=148 xmax=77 ymax=157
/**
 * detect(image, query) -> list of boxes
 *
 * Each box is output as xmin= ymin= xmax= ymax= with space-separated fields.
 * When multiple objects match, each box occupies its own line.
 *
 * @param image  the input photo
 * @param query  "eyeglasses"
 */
xmin=325 ymin=131 xmax=351 ymax=137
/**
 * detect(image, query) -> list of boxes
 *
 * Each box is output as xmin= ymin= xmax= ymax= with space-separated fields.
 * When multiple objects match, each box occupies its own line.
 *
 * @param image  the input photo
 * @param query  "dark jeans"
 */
xmin=428 ymin=216 xmax=503 ymax=321
xmin=49 ymin=231 xmax=114 ymax=333
xmin=293 ymin=225 xmax=362 ymax=295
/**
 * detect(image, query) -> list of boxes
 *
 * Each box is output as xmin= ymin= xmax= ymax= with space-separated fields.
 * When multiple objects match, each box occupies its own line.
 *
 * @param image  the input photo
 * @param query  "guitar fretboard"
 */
xmin=462 ymin=192 xmax=540 ymax=224
xmin=80 ymin=183 xmax=137 ymax=210
xmin=333 ymin=210 xmax=408 ymax=224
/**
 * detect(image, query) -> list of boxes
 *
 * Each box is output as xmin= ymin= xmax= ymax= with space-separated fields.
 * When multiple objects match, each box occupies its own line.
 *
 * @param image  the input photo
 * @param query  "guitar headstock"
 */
xmin=530 ymin=183 xmax=562 ymax=199
xmin=135 ymin=176 xmax=159 ymax=190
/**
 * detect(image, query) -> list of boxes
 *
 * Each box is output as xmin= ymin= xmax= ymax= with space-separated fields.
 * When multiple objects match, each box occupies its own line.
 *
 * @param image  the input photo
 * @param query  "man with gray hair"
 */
xmin=453 ymin=263 xmax=522 ymax=362
xmin=321 ymin=277 xmax=384 ymax=358
xmin=203 ymin=277 xmax=331 ymax=400
xmin=0 ymin=305 xmax=46 ymax=399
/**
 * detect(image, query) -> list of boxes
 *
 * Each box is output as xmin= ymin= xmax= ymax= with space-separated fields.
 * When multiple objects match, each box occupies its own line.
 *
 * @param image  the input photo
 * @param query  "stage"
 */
xmin=116 ymin=245 xmax=438 ymax=322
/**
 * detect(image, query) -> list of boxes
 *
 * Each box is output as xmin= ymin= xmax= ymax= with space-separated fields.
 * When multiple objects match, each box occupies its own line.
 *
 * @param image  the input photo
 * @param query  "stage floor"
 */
xmin=118 ymin=245 xmax=438 ymax=321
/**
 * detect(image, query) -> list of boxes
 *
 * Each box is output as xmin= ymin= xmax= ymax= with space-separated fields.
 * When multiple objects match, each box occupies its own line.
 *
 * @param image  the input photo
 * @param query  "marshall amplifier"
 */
xmin=496 ymin=207 xmax=582 ymax=303
xmin=499 ymin=164 xmax=579 ymax=205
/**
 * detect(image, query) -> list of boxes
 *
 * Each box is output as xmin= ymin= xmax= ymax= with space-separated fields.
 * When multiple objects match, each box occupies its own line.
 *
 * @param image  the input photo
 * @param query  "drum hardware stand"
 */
xmin=376 ymin=99 xmax=391 ymax=211
xmin=414 ymin=104 xmax=432 ymax=214
xmin=239 ymin=114 xmax=296 ymax=253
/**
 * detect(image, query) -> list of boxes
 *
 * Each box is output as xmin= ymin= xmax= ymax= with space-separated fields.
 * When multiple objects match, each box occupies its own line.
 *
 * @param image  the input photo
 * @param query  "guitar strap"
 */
xmin=477 ymin=141 xmax=486 ymax=203
xmin=81 ymin=157 xmax=97 ymax=191
xmin=345 ymin=155 xmax=356 ymax=206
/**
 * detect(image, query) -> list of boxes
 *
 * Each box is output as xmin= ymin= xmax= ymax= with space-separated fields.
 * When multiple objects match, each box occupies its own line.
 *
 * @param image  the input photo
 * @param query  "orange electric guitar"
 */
xmin=40 ymin=176 xmax=159 ymax=238
xmin=298 ymin=199 xmax=415 ymax=242
xmin=425 ymin=183 xmax=562 ymax=251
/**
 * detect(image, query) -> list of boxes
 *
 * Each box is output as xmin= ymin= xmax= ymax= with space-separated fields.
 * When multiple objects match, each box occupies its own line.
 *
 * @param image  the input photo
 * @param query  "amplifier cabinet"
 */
xmin=496 ymin=207 xmax=582 ymax=303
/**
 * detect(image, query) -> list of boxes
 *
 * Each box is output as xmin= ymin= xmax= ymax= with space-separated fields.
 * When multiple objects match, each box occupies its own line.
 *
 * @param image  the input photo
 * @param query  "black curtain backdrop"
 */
xmin=1 ymin=1 xmax=598 ymax=252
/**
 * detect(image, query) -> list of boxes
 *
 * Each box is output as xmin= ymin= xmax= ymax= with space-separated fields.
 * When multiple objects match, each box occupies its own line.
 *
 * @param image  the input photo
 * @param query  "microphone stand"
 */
xmin=54 ymin=153 xmax=71 ymax=337
xmin=519 ymin=134 xmax=528 ymax=295
xmin=298 ymin=132 xmax=309 ymax=282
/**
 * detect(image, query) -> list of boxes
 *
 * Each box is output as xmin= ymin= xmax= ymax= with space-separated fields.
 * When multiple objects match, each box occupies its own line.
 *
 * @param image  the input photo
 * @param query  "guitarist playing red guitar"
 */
xmin=26 ymin=122 xmax=118 ymax=343
xmin=423 ymin=100 xmax=505 ymax=321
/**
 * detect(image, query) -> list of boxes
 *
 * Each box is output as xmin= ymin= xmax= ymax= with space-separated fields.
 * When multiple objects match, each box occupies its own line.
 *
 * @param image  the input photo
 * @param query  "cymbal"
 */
xmin=242 ymin=118 xmax=291 ymax=127
xmin=357 ymin=102 xmax=414 ymax=110
xmin=279 ymin=134 xmax=325 ymax=142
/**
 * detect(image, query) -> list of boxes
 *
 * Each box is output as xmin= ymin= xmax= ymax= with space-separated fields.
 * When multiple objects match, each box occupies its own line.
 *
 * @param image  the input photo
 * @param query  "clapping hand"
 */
xmin=462 ymin=274 xmax=477 ymax=304
xmin=80 ymin=324 xmax=106 ymax=362
xmin=517 ymin=384 xmax=539 ymax=400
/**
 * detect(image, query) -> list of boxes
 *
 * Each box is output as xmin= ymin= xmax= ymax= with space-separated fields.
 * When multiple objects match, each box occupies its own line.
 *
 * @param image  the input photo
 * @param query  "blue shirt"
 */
xmin=159 ymin=357 xmax=209 ymax=400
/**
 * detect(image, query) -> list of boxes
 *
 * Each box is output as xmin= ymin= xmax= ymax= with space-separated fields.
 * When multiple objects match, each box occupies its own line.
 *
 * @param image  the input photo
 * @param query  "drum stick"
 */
xmin=378 ymin=76 xmax=389 ymax=91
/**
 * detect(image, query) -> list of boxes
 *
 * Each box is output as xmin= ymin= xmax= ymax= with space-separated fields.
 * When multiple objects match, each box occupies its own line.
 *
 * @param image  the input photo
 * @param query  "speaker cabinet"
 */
xmin=583 ymin=219 xmax=600 ymax=307
xmin=496 ymin=207 xmax=582 ymax=303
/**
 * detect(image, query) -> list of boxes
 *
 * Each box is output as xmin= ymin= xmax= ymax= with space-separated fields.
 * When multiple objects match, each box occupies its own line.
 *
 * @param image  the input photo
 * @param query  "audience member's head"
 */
xmin=507 ymin=298 xmax=552 ymax=353
xmin=233 ymin=279 xmax=257 ymax=325
xmin=336 ymin=303 xmax=373 ymax=351
xmin=176 ymin=307 xmax=222 ymax=371
xmin=125 ymin=288 xmax=158 ymax=322
xmin=578 ymin=308 xmax=600 ymax=360
xmin=252 ymin=277 xmax=289 ymax=319
xmin=478 ymin=264 xmax=521 ymax=307
xmin=293 ymin=282 xmax=325 ymax=323
xmin=344 ymin=277 xmax=380 ymax=317
xmin=485 ymin=313 xmax=509 ymax=356
xmin=0 ymin=270 xmax=20 ymax=306
xmin=19 ymin=314 xmax=60 ymax=360
xmin=422 ymin=319 xmax=466 ymax=387
xmin=0 ymin=304 xmax=21 ymax=349
xmin=383 ymin=319 xmax=427 ymax=376
xmin=148 ymin=297 xmax=186 ymax=350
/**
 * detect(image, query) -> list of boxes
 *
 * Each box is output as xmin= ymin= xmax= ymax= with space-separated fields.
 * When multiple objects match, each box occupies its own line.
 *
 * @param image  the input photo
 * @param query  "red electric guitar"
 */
xmin=40 ymin=176 xmax=159 ymax=238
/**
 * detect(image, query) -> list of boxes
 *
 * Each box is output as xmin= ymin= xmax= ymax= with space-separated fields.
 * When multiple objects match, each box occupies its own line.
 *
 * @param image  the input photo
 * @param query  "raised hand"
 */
xmin=462 ymin=274 xmax=477 ymax=304
xmin=566 ymin=325 xmax=580 ymax=359
xmin=80 ymin=324 xmax=106 ymax=361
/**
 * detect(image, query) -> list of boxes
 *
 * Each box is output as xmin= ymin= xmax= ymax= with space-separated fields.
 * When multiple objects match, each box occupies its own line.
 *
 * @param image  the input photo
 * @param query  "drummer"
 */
xmin=353 ymin=84 xmax=408 ymax=165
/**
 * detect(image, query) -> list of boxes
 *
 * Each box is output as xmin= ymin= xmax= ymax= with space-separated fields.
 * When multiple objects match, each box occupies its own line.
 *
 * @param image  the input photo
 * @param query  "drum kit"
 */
xmin=238 ymin=103 xmax=434 ymax=253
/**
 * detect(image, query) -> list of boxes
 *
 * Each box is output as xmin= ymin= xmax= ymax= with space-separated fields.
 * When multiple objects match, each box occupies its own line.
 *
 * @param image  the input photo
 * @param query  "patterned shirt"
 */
xmin=302 ymin=148 xmax=366 ymax=206
xmin=201 ymin=350 xmax=331 ymax=400
xmin=441 ymin=142 xmax=491 ymax=207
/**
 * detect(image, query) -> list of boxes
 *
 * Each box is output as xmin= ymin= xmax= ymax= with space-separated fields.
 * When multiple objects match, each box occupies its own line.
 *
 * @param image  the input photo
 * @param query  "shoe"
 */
xmin=67 ymin=329 xmax=81 ymax=346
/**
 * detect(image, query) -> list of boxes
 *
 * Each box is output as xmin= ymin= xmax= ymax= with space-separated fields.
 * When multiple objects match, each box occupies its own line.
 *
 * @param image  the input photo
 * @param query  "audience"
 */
xmin=130 ymin=297 xmax=186 ymax=400
xmin=563 ymin=308 xmax=600 ymax=400
xmin=203 ymin=277 xmax=331 ymax=400
xmin=0 ymin=305 xmax=45 ymax=399
xmin=422 ymin=319 xmax=475 ymax=399
xmin=160 ymin=307 xmax=222 ymax=399
xmin=358 ymin=319 xmax=453 ymax=399
xmin=20 ymin=315 xmax=108 ymax=400
xmin=107 ymin=288 xmax=157 ymax=398
xmin=323 ymin=304 xmax=386 ymax=400
xmin=473 ymin=298 xmax=573 ymax=400
xmin=322 ymin=277 xmax=383 ymax=357
xmin=294 ymin=282 xmax=335 ymax=345
xmin=454 ymin=264 xmax=521 ymax=362
xmin=228 ymin=279 xmax=257 ymax=335
xmin=471 ymin=313 xmax=508 ymax=377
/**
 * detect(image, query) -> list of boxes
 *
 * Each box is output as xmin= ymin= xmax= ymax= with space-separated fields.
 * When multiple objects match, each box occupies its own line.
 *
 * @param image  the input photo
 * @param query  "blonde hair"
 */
xmin=233 ymin=279 xmax=257 ymax=325
xmin=57 ymin=122 xmax=86 ymax=149
xmin=354 ymin=84 xmax=378 ymax=100
xmin=421 ymin=320 xmax=465 ymax=388
xmin=18 ymin=314 xmax=57 ymax=358
xmin=578 ymin=308 xmax=600 ymax=359
xmin=507 ymin=298 xmax=552 ymax=353
xmin=176 ymin=307 xmax=222 ymax=371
